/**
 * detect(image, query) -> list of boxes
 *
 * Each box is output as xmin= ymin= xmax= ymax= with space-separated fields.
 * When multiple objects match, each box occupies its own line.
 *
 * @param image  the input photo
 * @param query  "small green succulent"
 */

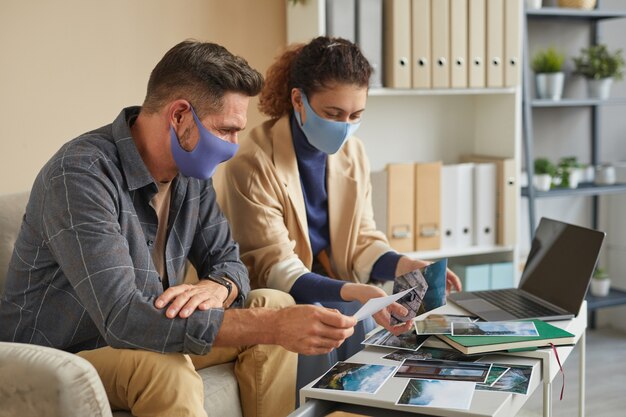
xmin=532 ymin=47 xmax=565 ymax=74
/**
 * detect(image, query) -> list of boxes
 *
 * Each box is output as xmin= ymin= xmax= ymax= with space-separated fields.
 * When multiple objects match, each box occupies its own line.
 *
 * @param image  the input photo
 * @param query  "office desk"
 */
xmin=291 ymin=301 xmax=587 ymax=417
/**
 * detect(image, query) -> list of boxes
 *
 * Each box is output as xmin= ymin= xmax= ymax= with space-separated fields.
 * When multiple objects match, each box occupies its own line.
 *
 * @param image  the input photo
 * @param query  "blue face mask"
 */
xmin=294 ymin=92 xmax=361 ymax=154
xmin=170 ymin=106 xmax=239 ymax=179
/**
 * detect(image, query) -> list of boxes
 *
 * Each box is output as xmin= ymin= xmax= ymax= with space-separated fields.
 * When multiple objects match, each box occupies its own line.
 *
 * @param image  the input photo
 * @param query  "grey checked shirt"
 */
xmin=0 ymin=107 xmax=250 ymax=354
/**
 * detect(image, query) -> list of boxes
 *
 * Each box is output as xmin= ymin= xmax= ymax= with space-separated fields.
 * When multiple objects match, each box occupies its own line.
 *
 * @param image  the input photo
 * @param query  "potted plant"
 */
xmin=533 ymin=157 xmax=556 ymax=191
xmin=556 ymin=156 xmax=581 ymax=189
xmin=532 ymin=47 xmax=566 ymax=100
xmin=590 ymin=267 xmax=610 ymax=297
xmin=572 ymin=44 xmax=625 ymax=99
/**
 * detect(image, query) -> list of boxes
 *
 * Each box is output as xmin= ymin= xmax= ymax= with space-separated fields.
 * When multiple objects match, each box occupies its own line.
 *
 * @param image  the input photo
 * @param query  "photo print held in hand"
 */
xmin=391 ymin=259 xmax=448 ymax=325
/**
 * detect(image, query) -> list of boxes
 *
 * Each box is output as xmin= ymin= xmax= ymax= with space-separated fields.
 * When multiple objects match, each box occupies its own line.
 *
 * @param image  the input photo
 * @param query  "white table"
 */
xmin=292 ymin=301 xmax=587 ymax=417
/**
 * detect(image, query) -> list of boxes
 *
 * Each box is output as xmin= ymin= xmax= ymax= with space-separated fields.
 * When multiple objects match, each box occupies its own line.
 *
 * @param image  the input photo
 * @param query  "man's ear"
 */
xmin=169 ymin=100 xmax=192 ymax=126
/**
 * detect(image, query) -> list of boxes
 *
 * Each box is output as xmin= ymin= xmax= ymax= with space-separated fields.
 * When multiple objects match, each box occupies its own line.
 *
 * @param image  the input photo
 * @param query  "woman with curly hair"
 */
xmin=216 ymin=36 xmax=461 ymax=389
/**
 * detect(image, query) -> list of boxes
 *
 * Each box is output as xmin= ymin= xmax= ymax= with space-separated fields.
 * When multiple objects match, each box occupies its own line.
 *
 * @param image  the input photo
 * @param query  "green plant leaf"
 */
xmin=573 ymin=44 xmax=625 ymax=81
xmin=534 ymin=157 xmax=556 ymax=176
xmin=532 ymin=47 xmax=565 ymax=73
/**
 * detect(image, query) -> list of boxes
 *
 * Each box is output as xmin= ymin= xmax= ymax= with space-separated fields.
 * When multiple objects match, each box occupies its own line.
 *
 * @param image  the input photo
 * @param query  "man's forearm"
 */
xmin=212 ymin=307 xmax=278 ymax=347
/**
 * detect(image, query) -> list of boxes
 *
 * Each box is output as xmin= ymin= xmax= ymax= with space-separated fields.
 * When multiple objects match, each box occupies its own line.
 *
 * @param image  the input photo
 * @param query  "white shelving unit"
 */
xmin=287 ymin=0 xmax=522 ymax=282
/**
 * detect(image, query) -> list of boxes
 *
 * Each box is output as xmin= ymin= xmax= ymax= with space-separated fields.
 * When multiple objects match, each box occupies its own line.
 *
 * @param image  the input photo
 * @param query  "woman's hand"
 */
xmin=395 ymin=256 xmax=462 ymax=294
xmin=340 ymin=283 xmax=414 ymax=335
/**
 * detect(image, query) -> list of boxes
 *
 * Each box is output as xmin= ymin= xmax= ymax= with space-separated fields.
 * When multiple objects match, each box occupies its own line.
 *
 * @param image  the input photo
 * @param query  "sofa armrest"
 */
xmin=0 ymin=342 xmax=112 ymax=417
xmin=0 ymin=191 xmax=30 ymax=294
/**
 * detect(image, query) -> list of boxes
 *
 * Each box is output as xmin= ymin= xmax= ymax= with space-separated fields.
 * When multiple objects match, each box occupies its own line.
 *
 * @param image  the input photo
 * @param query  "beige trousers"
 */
xmin=78 ymin=289 xmax=297 ymax=417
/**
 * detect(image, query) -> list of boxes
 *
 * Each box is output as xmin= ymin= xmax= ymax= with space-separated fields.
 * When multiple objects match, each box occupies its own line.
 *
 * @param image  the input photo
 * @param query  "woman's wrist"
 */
xmin=395 ymin=256 xmax=429 ymax=277
xmin=340 ymin=282 xmax=386 ymax=304
xmin=340 ymin=282 xmax=359 ymax=302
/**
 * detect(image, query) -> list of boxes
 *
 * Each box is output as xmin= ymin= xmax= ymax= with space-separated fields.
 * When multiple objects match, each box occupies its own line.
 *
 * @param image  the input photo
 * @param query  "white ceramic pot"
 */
xmin=526 ymin=0 xmax=543 ymax=9
xmin=590 ymin=278 xmax=611 ymax=297
xmin=583 ymin=165 xmax=595 ymax=183
xmin=587 ymin=78 xmax=613 ymax=100
xmin=595 ymin=165 xmax=616 ymax=185
xmin=536 ymin=72 xmax=564 ymax=100
xmin=567 ymin=168 xmax=581 ymax=188
xmin=533 ymin=174 xmax=552 ymax=191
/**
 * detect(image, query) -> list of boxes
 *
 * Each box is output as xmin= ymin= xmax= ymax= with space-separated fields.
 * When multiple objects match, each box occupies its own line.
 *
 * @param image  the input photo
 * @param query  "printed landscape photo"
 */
xmin=312 ymin=362 xmax=397 ymax=394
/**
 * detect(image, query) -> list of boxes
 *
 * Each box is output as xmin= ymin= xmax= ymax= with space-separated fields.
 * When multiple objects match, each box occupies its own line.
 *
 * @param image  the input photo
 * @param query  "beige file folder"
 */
xmin=468 ymin=0 xmax=486 ymax=88
xmin=431 ymin=0 xmax=450 ymax=88
xmin=486 ymin=0 xmax=504 ymax=87
xmin=414 ymin=161 xmax=441 ymax=251
xmin=384 ymin=0 xmax=412 ymax=88
xmin=411 ymin=0 xmax=431 ymax=88
xmin=450 ymin=0 xmax=468 ymax=88
xmin=371 ymin=164 xmax=415 ymax=253
xmin=461 ymin=154 xmax=516 ymax=246
xmin=386 ymin=163 xmax=415 ymax=252
xmin=504 ymin=0 xmax=522 ymax=87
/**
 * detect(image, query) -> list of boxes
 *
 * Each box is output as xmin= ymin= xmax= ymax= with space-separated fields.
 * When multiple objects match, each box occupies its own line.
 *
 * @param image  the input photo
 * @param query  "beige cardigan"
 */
xmin=215 ymin=116 xmax=391 ymax=292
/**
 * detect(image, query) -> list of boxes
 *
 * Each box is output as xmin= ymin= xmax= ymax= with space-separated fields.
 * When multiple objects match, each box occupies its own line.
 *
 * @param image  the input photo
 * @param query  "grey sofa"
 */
xmin=0 ymin=191 xmax=242 ymax=417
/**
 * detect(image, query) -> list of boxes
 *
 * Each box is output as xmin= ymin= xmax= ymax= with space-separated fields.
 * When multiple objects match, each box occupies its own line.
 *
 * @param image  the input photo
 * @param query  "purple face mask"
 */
xmin=170 ymin=106 xmax=239 ymax=179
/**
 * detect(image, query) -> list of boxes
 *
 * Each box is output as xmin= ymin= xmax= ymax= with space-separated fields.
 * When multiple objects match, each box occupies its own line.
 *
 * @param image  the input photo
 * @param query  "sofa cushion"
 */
xmin=0 ymin=191 xmax=29 ymax=295
xmin=112 ymin=362 xmax=242 ymax=417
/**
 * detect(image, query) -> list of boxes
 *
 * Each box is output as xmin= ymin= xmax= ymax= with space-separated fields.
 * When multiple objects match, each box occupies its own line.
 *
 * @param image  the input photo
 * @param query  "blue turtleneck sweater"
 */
xmin=287 ymin=115 xmax=402 ymax=303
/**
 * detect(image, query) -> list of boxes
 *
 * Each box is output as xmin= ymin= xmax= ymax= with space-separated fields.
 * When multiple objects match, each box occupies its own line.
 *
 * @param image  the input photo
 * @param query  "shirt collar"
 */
xmin=111 ymin=106 xmax=158 ymax=191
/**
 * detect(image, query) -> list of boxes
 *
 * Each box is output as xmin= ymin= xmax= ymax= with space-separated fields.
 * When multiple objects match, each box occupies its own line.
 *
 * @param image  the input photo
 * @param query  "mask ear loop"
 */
xmin=170 ymin=101 xmax=195 ymax=146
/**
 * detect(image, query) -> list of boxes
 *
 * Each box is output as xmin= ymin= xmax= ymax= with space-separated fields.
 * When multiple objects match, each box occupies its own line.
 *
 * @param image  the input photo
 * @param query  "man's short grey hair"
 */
xmin=143 ymin=40 xmax=264 ymax=116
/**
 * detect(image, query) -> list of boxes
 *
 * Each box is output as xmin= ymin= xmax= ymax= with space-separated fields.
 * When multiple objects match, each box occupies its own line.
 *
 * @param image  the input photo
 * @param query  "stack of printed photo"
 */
xmin=312 ymin=325 xmax=535 ymax=410
xmin=414 ymin=313 xmax=477 ymax=335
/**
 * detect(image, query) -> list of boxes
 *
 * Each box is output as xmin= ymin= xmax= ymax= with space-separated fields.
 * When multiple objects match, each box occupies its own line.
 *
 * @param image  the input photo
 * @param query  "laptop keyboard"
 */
xmin=473 ymin=289 xmax=560 ymax=319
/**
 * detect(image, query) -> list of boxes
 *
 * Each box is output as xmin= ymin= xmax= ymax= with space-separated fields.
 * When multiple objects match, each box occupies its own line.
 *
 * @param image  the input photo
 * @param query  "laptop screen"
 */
xmin=519 ymin=218 xmax=605 ymax=315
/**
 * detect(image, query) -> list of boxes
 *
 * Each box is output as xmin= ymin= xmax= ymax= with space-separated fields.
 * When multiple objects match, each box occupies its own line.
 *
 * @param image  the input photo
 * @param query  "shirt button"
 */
xmin=147 ymin=240 xmax=154 ymax=247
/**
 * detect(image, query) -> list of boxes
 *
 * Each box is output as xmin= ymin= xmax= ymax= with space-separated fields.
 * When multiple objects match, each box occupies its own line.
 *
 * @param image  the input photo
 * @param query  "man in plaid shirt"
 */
xmin=0 ymin=40 xmax=357 ymax=417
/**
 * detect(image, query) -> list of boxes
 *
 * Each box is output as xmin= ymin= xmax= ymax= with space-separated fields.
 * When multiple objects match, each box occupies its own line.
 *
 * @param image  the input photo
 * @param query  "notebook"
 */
xmin=449 ymin=218 xmax=605 ymax=321
xmin=438 ymin=319 xmax=576 ymax=355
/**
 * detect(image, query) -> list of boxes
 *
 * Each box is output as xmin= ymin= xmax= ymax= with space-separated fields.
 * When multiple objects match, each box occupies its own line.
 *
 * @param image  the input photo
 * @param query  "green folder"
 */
xmin=437 ymin=319 xmax=576 ymax=355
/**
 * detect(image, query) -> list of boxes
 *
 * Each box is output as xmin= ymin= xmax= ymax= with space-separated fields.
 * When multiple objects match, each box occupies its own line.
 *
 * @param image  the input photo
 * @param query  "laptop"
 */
xmin=449 ymin=217 xmax=605 ymax=321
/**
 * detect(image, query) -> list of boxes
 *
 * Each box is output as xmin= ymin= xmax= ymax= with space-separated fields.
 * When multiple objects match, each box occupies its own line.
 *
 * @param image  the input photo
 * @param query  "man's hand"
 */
xmin=155 ymin=279 xmax=231 ymax=319
xmin=396 ymin=256 xmax=462 ymax=294
xmin=273 ymin=305 xmax=357 ymax=355
xmin=340 ymin=283 xmax=413 ymax=336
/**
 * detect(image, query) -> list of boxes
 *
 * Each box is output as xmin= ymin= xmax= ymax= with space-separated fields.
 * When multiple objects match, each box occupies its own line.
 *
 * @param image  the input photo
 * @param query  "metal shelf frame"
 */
xmin=521 ymin=183 xmax=626 ymax=198
xmin=526 ymin=7 xmax=626 ymax=21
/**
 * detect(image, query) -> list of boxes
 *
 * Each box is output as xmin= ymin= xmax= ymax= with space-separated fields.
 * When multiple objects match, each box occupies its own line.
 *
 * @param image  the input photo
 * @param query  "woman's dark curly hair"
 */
xmin=258 ymin=36 xmax=372 ymax=119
